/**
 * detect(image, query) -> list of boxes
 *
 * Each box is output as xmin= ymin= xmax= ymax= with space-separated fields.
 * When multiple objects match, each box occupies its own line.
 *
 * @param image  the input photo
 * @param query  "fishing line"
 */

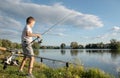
xmin=41 ymin=12 xmax=73 ymax=35
xmin=32 ymin=12 xmax=73 ymax=43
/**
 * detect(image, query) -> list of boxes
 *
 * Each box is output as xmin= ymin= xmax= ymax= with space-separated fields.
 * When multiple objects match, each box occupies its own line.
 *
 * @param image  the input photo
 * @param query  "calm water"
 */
xmin=36 ymin=49 xmax=120 ymax=78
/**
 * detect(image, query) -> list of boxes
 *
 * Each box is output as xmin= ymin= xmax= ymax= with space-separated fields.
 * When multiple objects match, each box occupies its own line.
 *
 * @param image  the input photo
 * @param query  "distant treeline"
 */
xmin=0 ymin=39 xmax=39 ymax=49
xmin=0 ymin=39 xmax=21 ymax=49
xmin=59 ymin=39 xmax=120 ymax=50
xmin=0 ymin=39 xmax=120 ymax=50
xmin=85 ymin=39 xmax=120 ymax=50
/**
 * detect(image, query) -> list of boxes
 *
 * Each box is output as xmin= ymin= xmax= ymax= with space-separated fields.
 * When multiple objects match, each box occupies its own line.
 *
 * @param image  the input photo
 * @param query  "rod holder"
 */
xmin=66 ymin=62 xmax=69 ymax=68
xmin=41 ymin=58 xmax=43 ymax=63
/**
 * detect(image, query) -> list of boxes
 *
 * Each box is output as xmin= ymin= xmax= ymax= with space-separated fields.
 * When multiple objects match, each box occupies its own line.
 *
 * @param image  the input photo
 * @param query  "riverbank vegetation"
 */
xmin=0 ymin=59 xmax=113 ymax=78
xmin=1 ymin=39 xmax=120 ymax=51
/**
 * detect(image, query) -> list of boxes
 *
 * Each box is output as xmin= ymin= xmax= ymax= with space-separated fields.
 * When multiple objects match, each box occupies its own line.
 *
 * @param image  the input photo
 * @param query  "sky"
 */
xmin=0 ymin=0 xmax=120 ymax=46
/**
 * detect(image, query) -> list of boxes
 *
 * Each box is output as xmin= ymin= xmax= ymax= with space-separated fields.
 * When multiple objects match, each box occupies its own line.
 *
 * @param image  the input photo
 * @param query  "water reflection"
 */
xmin=110 ymin=50 xmax=120 ymax=60
xmin=85 ymin=49 xmax=120 ymax=60
xmin=86 ymin=49 xmax=110 ymax=53
xmin=70 ymin=49 xmax=79 ymax=56
xmin=60 ymin=49 xmax=66 ymax=55
xmin=60 ymin=49 xmax=84 ymax=56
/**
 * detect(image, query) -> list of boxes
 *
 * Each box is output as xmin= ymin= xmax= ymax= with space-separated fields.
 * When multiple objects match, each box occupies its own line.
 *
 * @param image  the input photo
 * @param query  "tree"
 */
xmin=70 ymin=42 xmax=79 ymax=49
xmin=60 ymin=43 xmax=66 ymax=49
xmin=2 ymin=39 xmax=12 ymax=48
xmin=78 ymin=45 xmax=84 ymax=49
xmin=15 ymin=43 xmax=22 ymax=49
xmin=109 ymin=39 xmax=120 ymax=50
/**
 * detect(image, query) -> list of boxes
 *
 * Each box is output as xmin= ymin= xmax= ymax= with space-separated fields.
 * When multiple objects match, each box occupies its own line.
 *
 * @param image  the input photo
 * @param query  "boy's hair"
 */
xmin=26 ymin=16 xmax=35 ymax=24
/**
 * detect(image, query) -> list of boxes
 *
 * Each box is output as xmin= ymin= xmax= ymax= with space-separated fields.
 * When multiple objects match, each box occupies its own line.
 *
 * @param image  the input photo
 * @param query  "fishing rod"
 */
xmin=0 ymin=47 xmax=83 ymax=69
xmin=31 ymin=12 xmax=73 ymax=43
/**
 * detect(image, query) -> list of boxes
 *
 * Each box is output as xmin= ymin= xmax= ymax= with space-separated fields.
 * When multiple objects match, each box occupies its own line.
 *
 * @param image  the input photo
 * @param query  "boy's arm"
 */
xmin=26 ymin=31 xmax=41 ymax=38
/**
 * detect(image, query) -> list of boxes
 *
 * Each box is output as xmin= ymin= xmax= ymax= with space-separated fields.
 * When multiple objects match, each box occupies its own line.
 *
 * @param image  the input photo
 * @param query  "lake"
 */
xmin=36 ymin=49 xmax=120 ymax=78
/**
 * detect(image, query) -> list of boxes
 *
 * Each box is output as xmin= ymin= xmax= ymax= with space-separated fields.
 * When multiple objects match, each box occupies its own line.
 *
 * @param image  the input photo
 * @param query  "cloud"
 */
xmin=111 ymin=26 xmax=120 ymax=32
xmin=0 ymin=0 xmax=103 ymax=29
xmin=0 ymin=15 xmax=22 ymax=31
xmin=67 ymin=14 xmax=103 ymax=29
xmin=0 ymin=15 xmax=22 ymax=42
xmin=0 ymin=29 xmax=21 ymax=42
xmin=93 ymin=33 xmax=113 ymax=40
xmin=47 ymin=33 xmax=67 ymax=37
xmin=92 ymin=26 xmax=120 ymax=40
xmin=0 ymin=0 xmax=104 ymax=43
xmin=95 ymin=33 xmax=109 ymax=39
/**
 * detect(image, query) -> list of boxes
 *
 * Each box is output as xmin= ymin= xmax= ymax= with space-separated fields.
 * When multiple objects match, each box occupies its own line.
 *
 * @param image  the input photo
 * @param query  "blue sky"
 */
xmin=0 ymin=0 xmax=120 ymax=46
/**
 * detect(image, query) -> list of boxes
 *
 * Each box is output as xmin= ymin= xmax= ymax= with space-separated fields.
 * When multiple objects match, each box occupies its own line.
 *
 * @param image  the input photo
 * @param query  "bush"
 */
xmin=84 ymin=68 xmax=113 ymax=78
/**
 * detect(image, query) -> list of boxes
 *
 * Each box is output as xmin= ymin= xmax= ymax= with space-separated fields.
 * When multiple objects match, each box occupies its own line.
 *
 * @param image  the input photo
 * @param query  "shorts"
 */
xmin=22 ymin=41 xmax=34 ymax=57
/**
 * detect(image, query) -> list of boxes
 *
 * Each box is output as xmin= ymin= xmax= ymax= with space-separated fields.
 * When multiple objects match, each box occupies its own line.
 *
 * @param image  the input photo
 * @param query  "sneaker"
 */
xmin=18 ymin=70 xmax=23 ymax=73
xmin=26 ymin=73 xmax=35 ymax=78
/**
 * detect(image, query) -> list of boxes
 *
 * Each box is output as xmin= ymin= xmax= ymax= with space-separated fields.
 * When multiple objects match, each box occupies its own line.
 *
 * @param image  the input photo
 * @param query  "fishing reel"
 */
xmin=37 ymin=38 xmax=43 ymax=44
xmin=31 ymin=37 xmax=43 ymax=44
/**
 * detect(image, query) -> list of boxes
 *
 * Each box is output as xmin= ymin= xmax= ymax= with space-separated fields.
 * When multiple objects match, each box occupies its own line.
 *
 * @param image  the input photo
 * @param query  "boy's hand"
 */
xmin=36 ymin=34 xmax=42 ymax=38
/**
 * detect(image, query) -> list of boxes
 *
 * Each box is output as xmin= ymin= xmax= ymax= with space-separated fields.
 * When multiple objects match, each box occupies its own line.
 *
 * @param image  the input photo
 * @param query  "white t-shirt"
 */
xmin=22 ymin=25 xmax=33 ymax=42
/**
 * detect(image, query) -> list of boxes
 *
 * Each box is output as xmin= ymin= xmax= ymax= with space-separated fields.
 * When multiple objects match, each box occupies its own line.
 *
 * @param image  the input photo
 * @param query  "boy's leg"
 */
xmin=28 ymin=56 xmax=35 ymax=74
xmin=19 ymin=42 xmax=28 ymax=71
xmin=19 ymin=57 xmax=27 ymax=71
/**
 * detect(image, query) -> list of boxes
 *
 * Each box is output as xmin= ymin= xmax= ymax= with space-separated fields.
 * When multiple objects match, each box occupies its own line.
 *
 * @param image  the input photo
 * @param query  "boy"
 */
xmin=19 ymin=16 xmax=41 ymax=77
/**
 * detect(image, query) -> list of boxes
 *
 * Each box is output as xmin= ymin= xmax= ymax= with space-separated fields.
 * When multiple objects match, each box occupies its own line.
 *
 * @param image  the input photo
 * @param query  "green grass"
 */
xmin=0 ymin=61 xmax=114 ymax=78
xmin=0 ymin=52 xmax=114 ymax=78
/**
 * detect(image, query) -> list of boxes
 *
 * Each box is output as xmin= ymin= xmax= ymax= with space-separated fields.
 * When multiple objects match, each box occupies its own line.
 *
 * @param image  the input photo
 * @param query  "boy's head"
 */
xmin=26 ymin=16 xmax=35 ymax=27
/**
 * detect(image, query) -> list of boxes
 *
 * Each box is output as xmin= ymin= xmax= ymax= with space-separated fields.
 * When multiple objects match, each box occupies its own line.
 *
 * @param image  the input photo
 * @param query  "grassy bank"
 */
xmin=0 ymin=51 xmax=114 ymax=78
xmin=0 ymin=60 xmax=114 ymax=78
